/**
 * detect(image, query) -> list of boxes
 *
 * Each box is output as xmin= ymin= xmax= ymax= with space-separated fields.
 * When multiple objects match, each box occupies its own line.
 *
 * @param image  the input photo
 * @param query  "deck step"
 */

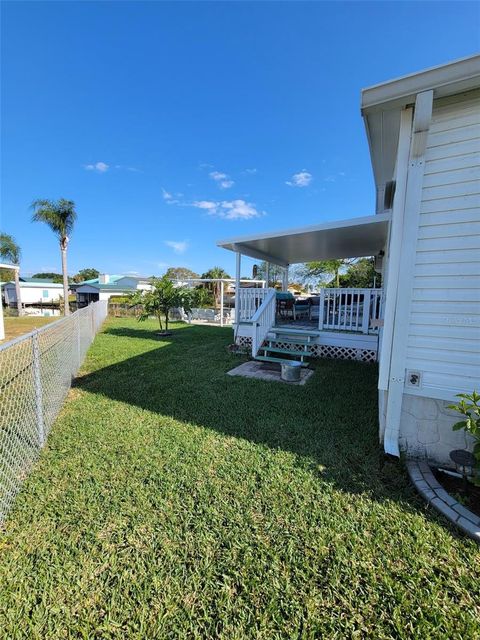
xmin=271 ymin=326 xmax=318 ymax=337
xmin=262 ymin=346 xmax=310 ymax=358
xmin=266 ymin=336 xmax=311 ymax=345
xmin=255 ymin=355 xmax=309 ymax=367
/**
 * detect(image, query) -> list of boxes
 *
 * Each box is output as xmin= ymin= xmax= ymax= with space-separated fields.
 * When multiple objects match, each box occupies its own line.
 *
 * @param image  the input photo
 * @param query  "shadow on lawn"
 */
xmin=76 ymin=323 xmax=419 ymax=509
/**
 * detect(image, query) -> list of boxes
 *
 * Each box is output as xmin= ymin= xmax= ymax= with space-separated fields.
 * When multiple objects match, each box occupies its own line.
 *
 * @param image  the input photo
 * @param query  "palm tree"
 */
xmin=0 ymin=233 xmax=22 ymax=315
xmin=31 ymin=199 xmax=77 ymax=316
xmin=201 ymin=266 xmax=230 ymax=309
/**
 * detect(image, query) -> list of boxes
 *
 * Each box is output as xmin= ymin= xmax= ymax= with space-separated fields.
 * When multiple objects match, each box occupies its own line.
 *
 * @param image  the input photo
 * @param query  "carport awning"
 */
xmin=217 ymin=213 xmax=391 ymax=267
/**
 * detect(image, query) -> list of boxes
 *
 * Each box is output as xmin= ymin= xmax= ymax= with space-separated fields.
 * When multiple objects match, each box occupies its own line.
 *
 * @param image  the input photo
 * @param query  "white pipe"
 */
xmin=220 ymin=280 xmax=224 ymax=327
xmin=235 ymin=252 xmax=241 ymax=321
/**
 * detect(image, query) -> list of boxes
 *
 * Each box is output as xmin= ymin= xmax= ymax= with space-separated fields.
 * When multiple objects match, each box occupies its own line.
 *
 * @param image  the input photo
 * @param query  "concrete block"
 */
xmin=430 ymin=497 xmax=460 ymax=523
xmin=456 ymin=517 xmax=480 ymax=542
xmin=452 ymin=503 xmax=480 ymax=527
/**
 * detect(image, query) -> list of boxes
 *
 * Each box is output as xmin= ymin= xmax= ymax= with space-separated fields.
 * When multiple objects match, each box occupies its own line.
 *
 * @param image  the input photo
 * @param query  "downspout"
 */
xmin=383 ymin=91 xmax=433 ymax=457
xmin=378 ymin=107 xmax=413 ymax=392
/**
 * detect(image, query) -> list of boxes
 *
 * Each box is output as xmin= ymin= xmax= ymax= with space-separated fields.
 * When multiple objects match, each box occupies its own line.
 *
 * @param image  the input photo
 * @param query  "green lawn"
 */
xmin=0 ymin=318 xmax=479 ymax=639
xmin=1 ymin=315 xmax=57 ymax=342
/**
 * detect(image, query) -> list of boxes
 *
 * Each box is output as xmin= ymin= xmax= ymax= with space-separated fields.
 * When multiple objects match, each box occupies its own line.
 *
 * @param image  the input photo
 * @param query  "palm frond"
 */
xmin=0 ymin=232 xmax=21 ymax=264
xmin=31 ymin=198 xmax=77 ymax=239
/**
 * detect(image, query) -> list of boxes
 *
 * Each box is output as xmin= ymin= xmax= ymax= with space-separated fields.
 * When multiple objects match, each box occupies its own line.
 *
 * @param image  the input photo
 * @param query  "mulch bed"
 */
xmin=433 ymin=468 xmax=480 ymax=518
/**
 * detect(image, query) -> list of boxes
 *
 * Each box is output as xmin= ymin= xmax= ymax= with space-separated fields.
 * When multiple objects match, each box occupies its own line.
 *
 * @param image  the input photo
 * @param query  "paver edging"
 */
xmin=406 ymin=460 xmax=480 ymax=544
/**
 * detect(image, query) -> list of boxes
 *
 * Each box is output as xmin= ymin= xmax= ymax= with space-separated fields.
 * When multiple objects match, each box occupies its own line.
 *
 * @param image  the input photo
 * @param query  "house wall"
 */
xmin=397 ymin=90 xmax=480 ymax=463
xmin=4 ymin=283 xmax=63 ymax=305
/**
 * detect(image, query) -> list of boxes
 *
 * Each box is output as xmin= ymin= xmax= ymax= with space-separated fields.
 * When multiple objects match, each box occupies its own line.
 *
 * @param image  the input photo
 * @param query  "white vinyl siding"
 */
xmin=406 ymin=91 xmax=480 ymax=398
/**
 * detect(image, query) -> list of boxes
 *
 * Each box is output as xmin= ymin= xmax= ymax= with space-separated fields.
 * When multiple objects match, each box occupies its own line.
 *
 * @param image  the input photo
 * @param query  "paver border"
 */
xmin=407 ymin=460 xmax=480 ymax=543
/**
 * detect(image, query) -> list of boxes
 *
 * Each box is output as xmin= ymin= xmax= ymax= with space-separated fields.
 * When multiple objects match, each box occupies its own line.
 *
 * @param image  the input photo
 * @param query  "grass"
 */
xmin=0 ymin=318 xmax=479 ymax=639
xmin=1 ymin=315 xmax=57 ymax=342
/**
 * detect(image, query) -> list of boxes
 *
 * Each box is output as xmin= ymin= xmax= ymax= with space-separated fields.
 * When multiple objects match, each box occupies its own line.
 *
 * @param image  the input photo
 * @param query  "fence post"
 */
xmin=318 ymin=289 xmax=325 ymax=330
xmin=32 ymin=331 xmax=45 ymax=446
xmin=362 ymin=291 xmax=371 ymax=334
xmin=76 ymin=313 xmax=81 ymax=372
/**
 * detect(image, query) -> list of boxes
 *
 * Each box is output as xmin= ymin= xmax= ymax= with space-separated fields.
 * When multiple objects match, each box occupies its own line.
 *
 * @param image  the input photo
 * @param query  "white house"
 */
xmin=75 ymin=274 xmax=153 ymax=307
xmin=3 ymin=277 xmax=63 ymax=307
xmin=217 ymin=55 xmax=480 ymax=464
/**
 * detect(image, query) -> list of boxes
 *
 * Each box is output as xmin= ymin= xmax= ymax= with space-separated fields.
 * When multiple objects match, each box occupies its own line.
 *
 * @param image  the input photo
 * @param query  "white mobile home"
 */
xmin=3 ymin=277 xmax=63 ymax=306
xmin=218 ymin=55 xmax=480 ymax=464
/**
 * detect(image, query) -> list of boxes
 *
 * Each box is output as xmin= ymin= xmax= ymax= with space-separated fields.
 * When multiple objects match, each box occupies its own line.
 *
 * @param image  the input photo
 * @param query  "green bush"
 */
xmin=448 ymin=391 xmax=480 ymax=483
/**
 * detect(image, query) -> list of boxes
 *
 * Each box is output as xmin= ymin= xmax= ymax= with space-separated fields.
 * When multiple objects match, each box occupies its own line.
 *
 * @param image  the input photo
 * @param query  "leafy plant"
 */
xmin=130 ymin=276 xmax=192 ymax=333
xmin=191 ymin=286 xmax=214 ymax=308
xmin=448 ymin=391 xmax=480 ymax=481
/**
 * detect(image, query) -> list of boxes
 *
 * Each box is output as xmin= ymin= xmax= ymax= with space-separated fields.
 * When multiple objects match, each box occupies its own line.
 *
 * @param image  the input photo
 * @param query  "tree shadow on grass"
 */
xmin=75 ymin=323 xmax=435 ymax=522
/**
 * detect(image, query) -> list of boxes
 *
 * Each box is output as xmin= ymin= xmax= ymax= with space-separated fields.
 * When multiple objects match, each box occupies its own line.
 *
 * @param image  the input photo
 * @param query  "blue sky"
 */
xmin=1 ymin=1 xmax=478 ymax=278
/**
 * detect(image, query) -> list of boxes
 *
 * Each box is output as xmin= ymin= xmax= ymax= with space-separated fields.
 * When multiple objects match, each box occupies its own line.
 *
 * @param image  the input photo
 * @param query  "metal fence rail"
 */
xmin=0 ymin=301 xmax=108 ymax=522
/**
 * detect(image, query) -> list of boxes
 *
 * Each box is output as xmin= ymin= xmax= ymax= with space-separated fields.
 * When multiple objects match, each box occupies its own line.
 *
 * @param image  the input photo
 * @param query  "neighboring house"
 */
xmin=75 ymin=274 xmax=153 ymax=306
xmin=3 ymin=277 xmax=63 ymax=307
xmin=218 ymin=55 xmax=480 ymax=465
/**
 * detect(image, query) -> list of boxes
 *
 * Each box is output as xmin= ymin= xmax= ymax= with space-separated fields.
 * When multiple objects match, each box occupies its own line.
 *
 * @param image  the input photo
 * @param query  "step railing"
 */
xmin=318 ymin=288 xmax=383 ymax=334
xmin=251 ymin=289 xmax=277 ymax=357
xmin=235 ymin=287 xmax=270 ymax=322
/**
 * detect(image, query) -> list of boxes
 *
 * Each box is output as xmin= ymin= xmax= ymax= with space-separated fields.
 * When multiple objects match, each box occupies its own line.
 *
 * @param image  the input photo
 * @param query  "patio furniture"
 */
xmin=294 ymin=299 xmax=310 ymax=320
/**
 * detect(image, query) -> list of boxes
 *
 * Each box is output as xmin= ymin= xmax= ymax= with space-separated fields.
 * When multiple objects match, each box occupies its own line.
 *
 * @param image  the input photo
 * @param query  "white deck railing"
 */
xmin=237 ymin=287 xmax=383 ymax=335
xmin=319 ymin=288 xmax=383 ymax=334
xmin=251 ymin=289 xmax=276 ymax=357
xmin=236 ymin=287 xmax=270 ymax=322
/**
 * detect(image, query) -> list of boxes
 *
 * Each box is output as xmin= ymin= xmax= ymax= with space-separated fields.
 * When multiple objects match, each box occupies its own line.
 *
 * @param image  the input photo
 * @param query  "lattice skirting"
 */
xmin=235 ymin=336 xmax=377 ymax=363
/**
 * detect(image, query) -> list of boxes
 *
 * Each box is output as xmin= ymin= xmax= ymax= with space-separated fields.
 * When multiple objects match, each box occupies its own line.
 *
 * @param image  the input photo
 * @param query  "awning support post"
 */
xmin=265 ymin=262 xmax=269 ymax=288
xmin=235 ymin=252 xmax=241 ymax=321
xmin=220 ymin=280 xmax=224 ymax=327
xmin=282 ymin=266 xmax=289 ymax=292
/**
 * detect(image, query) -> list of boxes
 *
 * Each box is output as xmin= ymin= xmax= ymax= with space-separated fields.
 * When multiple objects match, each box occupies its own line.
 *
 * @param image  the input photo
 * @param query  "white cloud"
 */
xmin=165 ymin=240 xmax=188 ymax=254
xmin=193 ymin=199 xmax=264 ymax=220
xmin=85 ymin=161 xmax=109 ymax=173
xmin=162 ymin=188 xmax=180 ymax=205
xmin=244 ymin=168 xmax=257 ymax=174
xmin=286 ymin=170 xmax=312 ymax=187
xmin=192 ymin=200 xmax=218 ymax=211
xmin=209 ymin=170 xmax=234 ymax=189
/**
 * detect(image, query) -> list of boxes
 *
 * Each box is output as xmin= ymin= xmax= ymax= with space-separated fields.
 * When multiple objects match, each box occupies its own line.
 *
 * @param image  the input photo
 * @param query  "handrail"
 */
xmin=235 ymin=287 xmax=270 ymax=322
xmin=251 ymin=289 xmax=276 ymax=357
xmin=318 ymin=288 xmax=383 ymax=334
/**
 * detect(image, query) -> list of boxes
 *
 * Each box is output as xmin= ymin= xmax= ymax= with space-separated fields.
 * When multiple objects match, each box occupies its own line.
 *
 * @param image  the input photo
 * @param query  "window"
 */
xmin=42 ymin=289 xmax=49 ymax=298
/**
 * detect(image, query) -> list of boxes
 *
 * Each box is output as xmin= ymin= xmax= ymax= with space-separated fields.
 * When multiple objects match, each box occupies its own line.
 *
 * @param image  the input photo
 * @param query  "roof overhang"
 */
xmin=217 ymin=213 xmax=391 ymax=267
xmin=361 ymin=54 xmax=480 ymax=196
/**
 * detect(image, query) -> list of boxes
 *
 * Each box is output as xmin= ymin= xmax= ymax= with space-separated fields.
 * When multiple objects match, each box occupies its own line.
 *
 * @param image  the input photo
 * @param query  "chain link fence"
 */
xmin=0 ymin=301 xmax=108 ymax=522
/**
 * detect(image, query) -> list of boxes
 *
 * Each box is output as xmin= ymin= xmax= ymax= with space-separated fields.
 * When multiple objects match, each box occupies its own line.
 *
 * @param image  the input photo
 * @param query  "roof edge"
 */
xmin=217 ymin=213 xmax=390 ymax=250
xmin=361 ymin=54 xmax=480 ymax=112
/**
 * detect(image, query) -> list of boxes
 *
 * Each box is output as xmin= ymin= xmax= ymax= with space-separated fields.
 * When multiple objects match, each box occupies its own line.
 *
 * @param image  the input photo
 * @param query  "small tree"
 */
xmin=130 ymin=276 xmax=192 ymax=333
xmin=299 ymin=259 xmax=353 ymax=288
xmin=165 ymin=266 xmax=199 ymax=281
xmin=0 ymin=233 xmax=22 ymax=315
xmin=73 ymin=268 xmax=100 ymax=283
xmin=191 ymin=286 xmax=214 ymax=308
